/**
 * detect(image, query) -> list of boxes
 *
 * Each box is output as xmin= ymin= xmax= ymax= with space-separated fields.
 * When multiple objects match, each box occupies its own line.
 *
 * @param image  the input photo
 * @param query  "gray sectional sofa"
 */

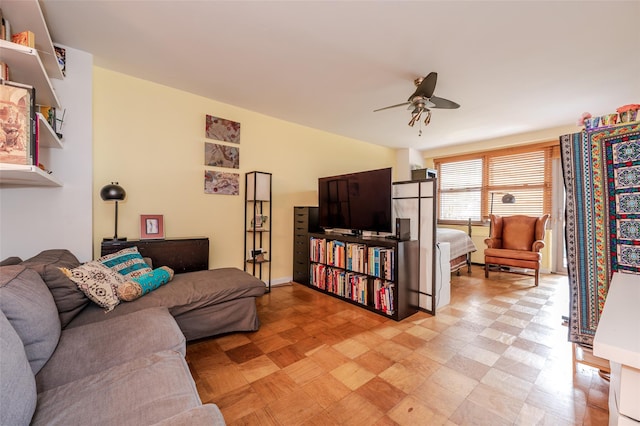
xmin=0 ymin=249 xmax=267 ymax=425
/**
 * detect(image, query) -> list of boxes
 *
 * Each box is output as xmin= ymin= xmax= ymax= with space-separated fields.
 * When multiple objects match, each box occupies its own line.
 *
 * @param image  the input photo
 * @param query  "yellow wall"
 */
xmin=93 ymin=68 xmax=397 ymax=281
xmin=421 ymin=126 xmax=577 ymax=271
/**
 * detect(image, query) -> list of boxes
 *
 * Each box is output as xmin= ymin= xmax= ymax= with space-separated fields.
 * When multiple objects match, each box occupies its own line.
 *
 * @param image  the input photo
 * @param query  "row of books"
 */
xmin=373 ymin=279 xmax=395 ymax=316
xmin=368 ymin=246 xmax=394 ymax=280
xmin=346 ymin=242 xmax=367 ymax=273
xmin=310 ymin=237 xmax=326 ymax=263
xmin=1 ymin=9 xmax=35 ymax=47
xmin=309 ymin=237 xmax=395 ymax=279
xmin=310 ymin=263 xmax=394 ymax=312
xmin=326 ymin=240 xmax=345 ymax=268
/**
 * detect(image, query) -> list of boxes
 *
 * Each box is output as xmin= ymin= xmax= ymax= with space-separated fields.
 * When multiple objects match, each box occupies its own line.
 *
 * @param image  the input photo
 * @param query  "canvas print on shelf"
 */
xmin=0 ymin=81 xmax=35 ymax=165
xmin=204 ymin=171 xmax=239 ymax=195
xmin=204 ymin=142 xmax=239 ymax=169
xmin=205 ymin=115 xmax=240 ymax=143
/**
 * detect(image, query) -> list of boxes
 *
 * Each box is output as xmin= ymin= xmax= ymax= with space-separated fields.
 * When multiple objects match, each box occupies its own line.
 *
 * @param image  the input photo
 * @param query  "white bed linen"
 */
xmin=436 ymin=228 xmax=477 ymax=259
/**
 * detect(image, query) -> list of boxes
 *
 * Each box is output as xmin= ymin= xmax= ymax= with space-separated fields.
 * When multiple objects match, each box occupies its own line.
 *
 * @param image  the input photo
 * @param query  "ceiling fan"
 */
xmin=374 ymin=72 xmax=460 ymax=134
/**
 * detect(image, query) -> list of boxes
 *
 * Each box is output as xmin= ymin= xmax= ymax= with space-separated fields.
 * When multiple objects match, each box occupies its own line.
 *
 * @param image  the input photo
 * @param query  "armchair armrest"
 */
xmin=532 ymin=240 xmax=545 ymax=252
xmin=484 ymin=237 xmax=502 ymax=249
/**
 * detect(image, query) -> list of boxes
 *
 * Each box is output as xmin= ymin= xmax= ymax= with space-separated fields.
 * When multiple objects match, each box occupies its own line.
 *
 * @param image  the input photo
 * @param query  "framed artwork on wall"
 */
xmin=140 ymin=214 xmax=165 ymax=239
xmin=204 ymin=171 xmax=239 ymax=195
xmin=204 ymin=142 xmax=239 ymax=168
xmin=205 ymin=114 xmax=240 ymax=143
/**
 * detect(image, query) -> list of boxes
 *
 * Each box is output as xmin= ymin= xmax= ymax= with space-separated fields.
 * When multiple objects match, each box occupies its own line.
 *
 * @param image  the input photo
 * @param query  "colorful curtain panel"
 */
xmin=560 ymin=122 xmax=640 ymax=347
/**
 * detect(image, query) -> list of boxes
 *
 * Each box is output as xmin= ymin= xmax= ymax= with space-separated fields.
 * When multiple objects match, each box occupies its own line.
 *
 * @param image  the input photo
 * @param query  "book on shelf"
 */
xmin=374 ymin=279 xmax=395 ymax=315
xmin=0 ymin=62 xmax=9 ymax=80
xmin=1 ymin=13 xmax=10 ymax=42
xmin=0 ymin=80 xmax=36 ymax=166
xmin=37 ymin=105 xmax=57 ymax=132
xmin=11 ymin=30 xmax=35 ymax=48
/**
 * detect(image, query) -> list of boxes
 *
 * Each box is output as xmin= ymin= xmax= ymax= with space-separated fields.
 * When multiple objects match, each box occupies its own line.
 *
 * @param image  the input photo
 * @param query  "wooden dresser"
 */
xmin=101 ymin=237 xmax=209 ymax=274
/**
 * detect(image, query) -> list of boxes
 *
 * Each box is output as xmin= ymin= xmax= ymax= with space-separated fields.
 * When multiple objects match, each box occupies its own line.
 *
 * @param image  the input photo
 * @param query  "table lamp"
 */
xmin=101 ymin=182 xmax=127 ymax=241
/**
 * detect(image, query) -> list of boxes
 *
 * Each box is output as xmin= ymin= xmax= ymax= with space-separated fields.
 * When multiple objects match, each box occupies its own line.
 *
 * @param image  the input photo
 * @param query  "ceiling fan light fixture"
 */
xmin=408 ymin=109 xmax=422 ymax=127
xmin=424 ymin=109 xmax=432 ymax=126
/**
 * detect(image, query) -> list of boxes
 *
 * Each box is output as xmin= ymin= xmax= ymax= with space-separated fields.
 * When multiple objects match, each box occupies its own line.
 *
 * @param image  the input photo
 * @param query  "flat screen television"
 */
xmin=318 ymin=167 xmax=392 ymax=234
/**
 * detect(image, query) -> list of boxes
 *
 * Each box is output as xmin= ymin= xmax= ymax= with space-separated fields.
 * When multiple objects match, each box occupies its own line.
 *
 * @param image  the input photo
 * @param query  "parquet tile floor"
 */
xmin=186 ymin=266 xmax=609 ymax=425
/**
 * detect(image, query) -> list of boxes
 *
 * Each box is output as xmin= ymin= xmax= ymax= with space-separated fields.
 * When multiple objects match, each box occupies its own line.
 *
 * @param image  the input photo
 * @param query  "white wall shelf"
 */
xmin=0 ymin=0 xmax=64 ymax=80
xmin=0 ymin=40 xmax=60 ymax=107
xmin=36 ymin=112 xmax=63 ymax=148
xmin=0 ymin=164 xmax=62 ymax=187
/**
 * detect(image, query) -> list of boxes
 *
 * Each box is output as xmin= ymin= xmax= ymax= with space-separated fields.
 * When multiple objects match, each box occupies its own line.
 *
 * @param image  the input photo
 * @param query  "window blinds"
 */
xmin=435 ymin=142 xmax=554 ymax=223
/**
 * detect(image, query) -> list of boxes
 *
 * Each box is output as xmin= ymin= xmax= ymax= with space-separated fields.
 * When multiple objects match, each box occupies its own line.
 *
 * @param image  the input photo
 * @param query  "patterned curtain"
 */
xmin=560 ymin=122 xmax=640 ymax=347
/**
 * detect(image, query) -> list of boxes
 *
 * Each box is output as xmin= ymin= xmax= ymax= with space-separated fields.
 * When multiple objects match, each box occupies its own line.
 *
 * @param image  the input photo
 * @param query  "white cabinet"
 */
xmin=593 ymin=273 xmax=640 ymax=425
xmin=0 ymin=0 xmax=64 ymax=187
xmin=392 ymin=179 xmax=437 ymax=314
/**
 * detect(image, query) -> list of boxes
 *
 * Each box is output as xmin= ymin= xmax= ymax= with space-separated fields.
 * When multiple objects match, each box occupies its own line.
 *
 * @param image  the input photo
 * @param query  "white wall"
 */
xmin=395 ymin=148 xmax=424 ymax=182
xmin=0 ymin=46 xmax=93 ymax=262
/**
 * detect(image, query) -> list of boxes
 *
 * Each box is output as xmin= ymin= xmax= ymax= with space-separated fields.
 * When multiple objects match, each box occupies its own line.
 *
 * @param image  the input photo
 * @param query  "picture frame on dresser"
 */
xmin=140 ymin=214 xmax=164 ymax=239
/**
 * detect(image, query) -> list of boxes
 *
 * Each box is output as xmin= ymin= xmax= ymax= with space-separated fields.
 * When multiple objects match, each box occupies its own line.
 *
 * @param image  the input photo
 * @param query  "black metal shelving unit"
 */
xmin=244 ymin=171 xmax=272 ymax=292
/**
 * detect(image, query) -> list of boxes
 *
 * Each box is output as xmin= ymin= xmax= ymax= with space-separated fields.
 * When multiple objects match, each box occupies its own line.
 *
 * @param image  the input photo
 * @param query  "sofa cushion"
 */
xmin=35 ymin=307 xmax=185 ymax=392
xmin=0 ymin=256 xmax=22 ymax=266
xmin=61 ymin=261 xmax=125 ymax=312
xmin=32 ymin=351 xmax=204 ymax=426
xmin=21 ymin=249 xmax=89 ymax=327
xmin=117 ymin=266 xmax=175 ymax=302
xmin=66 ymin=267 xmax=266 ymax=330
xmin=0 ymin=265 xmax=61 ymax=374
xmin=97 ymin=246 xmax=152 ymax=279
xmin=0 ymin=310 xmax=37 ymax=426
xmin=150 ymin=404 xmax=226 ymax=425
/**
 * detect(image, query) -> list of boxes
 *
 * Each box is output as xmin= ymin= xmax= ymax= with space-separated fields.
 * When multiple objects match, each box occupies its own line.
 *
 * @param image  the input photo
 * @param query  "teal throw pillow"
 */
xmin=116 ymin=266 xmax=174 ymax=302
xmin=97 ymin=247 xmax=152 ymax=279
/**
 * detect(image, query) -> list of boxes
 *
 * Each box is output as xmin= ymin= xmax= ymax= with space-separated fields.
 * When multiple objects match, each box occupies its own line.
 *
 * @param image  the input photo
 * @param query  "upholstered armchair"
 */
xmin=484 ymin=214 xmax=550 ymax=286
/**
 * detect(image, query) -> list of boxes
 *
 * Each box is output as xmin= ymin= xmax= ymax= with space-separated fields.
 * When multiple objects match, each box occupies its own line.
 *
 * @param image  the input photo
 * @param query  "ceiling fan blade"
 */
xmin=373 ymin=101 xmax=410 ymax=112
xmin=409 ymin=72 xmax=437 ymax=100
xmin=429 ymin=96 xmax=460 ymax=109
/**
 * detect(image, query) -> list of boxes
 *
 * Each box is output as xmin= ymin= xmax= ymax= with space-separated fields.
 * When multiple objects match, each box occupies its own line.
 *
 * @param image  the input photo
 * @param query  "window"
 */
xmin=439 ymin=159 xmax=483 ymax=221
xmin=434 ymin=142 xmax=557 ymax=224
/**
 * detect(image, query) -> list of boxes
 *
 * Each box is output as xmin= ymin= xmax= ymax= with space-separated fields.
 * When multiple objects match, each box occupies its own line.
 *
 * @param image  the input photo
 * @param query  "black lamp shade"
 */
xmin=100 ymin=183 xmax=126 ymax=201
xmin=501 ymin=193 xmax=516 ymax=204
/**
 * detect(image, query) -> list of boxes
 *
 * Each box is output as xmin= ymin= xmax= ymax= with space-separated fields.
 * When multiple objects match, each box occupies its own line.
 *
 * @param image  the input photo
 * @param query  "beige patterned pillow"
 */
xmin=60 ymin=261 xmax=125 ymax=312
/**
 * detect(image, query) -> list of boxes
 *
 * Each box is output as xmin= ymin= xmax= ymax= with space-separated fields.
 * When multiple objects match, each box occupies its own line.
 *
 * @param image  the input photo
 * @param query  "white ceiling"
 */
xmin=39 ymin=0 xmax=640 ymax=151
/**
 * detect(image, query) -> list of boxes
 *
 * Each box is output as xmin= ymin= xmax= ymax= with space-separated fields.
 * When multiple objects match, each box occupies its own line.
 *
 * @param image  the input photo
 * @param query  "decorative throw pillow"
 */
xmin=0 ymin=310 xmax=37 ymax=425
xmin=0 ymin=265 xmax=61 ymax=375
xmin=20 ymin=249 xmax=89 ymax=327
xmin=60 ymin=261 xmax=125 ymax=312
xmin=116 ymin=266 xmax=174 ymax=302
xmin=97 ymin=247 xmax=152 ymax=279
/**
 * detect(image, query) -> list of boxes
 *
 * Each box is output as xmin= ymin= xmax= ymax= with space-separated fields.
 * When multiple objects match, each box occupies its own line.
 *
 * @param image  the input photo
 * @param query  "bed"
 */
xmin=436 ymin=220 xmax=477 ymax=275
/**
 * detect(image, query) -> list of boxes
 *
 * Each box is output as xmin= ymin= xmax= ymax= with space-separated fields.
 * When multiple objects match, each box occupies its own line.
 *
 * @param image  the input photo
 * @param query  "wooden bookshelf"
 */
xmin=307 ymin=232 xmax=418 ymax=321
